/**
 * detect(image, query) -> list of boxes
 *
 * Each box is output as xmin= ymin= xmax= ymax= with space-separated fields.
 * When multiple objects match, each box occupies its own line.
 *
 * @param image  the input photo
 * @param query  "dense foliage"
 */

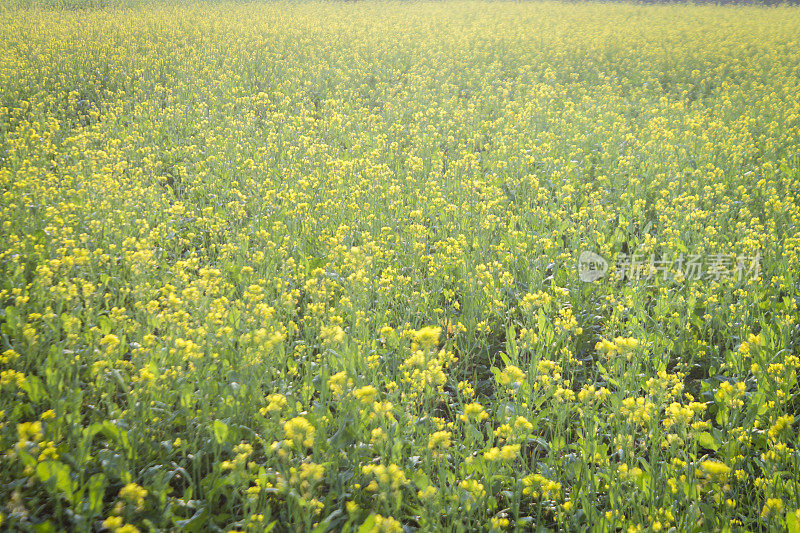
xmin=1 ymin=1 xmax=800 ymax=531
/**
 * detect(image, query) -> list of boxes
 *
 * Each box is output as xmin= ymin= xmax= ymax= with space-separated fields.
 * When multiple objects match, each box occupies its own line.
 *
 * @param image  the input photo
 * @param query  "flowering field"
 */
xmin=2 ymin=1 xmax=800 ymax=531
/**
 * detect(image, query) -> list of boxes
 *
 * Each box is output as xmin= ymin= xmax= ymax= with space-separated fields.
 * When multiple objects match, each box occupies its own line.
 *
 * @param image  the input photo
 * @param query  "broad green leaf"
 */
xmin=357 ymin=514 xmax=377 ymax=533
xmin=88 ymin=473 xmax=107 ymax=514
xmin=696 ymin=432 xmax=719 ymax=451
xmin=787 ymin=511 xmax=800 ymax=533
xmin=213 ymin=420 xmax=229 ymax=444
xmin=175 ymin=507 xmax=208 ymax=532
xmin=53 ymin=462 xmax=74 ymax=501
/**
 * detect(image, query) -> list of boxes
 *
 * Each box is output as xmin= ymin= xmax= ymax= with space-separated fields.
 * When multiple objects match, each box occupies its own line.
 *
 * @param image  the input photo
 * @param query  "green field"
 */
xmin=1 ymin=1 xmax=800 ymax=531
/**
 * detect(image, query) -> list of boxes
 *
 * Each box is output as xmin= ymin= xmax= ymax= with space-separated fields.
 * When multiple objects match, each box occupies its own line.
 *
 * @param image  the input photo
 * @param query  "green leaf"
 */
xmin=33 ymin=522 xmax=56 ymax=533
xmin=787 ymin=511 xmax=799 ymax=533
xmin=412 ymin=471 xmax=430 ymax=489
xmin=88 ymin=473 xmax=107 ymax=514
xmin=19 ymin=451 xmax=36 ymax=469
xmin=98 ymin=315 xmax=113 ymax=335
xmin=101 ymin=421 xmax=133 ymax=458
xmin=505 ymin=326 xmax=518 ymax=358
xmin=5 ymin=305 xmax=19 ymax=327
xmin=53 ymin=462 xmax=74 ymax=501
xmin=213 ymin=420 xmax=229 ymax=444
xmin=38 ymin=461 xmax=73 ymax=501
xmin=636 ymin=470 xmax=651 ymax=491
xmin=175 ymin=507 xmax=208 ymax=532
xmin=37 ymin=461 xmax=54 ymax=483
xmin=357 ymin=514 xmax=377 ymax=533
xmin=696 ymin=432 xmax=719 ymax=451
xmin=22 ymin=375 xmax=45 ymax=402
xmin=312 ymin=509 xmax=344 ymax=533
xmin=498 ymin=351 xmax=511 ymax=367
xmin=537 ymin=308 xmax=547 ymax=333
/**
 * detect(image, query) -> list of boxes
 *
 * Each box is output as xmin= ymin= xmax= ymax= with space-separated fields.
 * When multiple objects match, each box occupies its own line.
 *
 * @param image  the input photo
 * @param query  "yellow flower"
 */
xmin=328 ymin=371 xmax=352 ymax=397
xmin=499 ymin=443 xmax=520 ymax=460
xmin=362 ymin=463 xmax=407 ymax=490
xmin=0 ymin=349 xmax=20 ymax=364
xmin=428 ymin=430 xmax=452 ymax=449
xmin=119 ymin=483 xmax=148 ymax=510
xmin=514 ymin=416 xmax=533 ymax=432
xmin=100 ymin=333 xmax=121 ymax=349
xmin=484 ymin=447 xmax=500 ymax=461
xmin=761 ymin=498 xmax=783 ymax=517
xmin=320 ymin=325 xmax=345 ymax=345
xmin=413 ymin=326 xmax=441 ymax=350
xmin=768 ymin=414 xmax=793 ymax=439
xmin=365 ymin=514 xmax=403 ymax=533
xmin=698 ymin=460 xmax=731 ymax=481
xmin=498 ymin=365 xmax=526 ymax=387
xmin=102 ymin=516 xmax=124 ymax=531
xmin=284 ymin=416 xmax=315 ymax=449
xmin=1 ymin=370 xmax=26 ymax=388
xmin=260 ymin=393 xmax=288 ymax=415
xmin=353 ymin=385 xmax=378 ymax=405
xmin=17 ymin=421 xmax=43 ymax=443
xmin=417 ymin=485 xmax=438 ymax=500
xmin=522 ymin=473 xmax=561 ymax=499
xmin=299 ymin=462 xmax=325 ymax=483
xmin=490 ymin=517 xmax=509 ymax=530
xmin=460 ymin=402 xmax=489 ymax=423
xmin=458 ymin=479 xmax=486 ymax=498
